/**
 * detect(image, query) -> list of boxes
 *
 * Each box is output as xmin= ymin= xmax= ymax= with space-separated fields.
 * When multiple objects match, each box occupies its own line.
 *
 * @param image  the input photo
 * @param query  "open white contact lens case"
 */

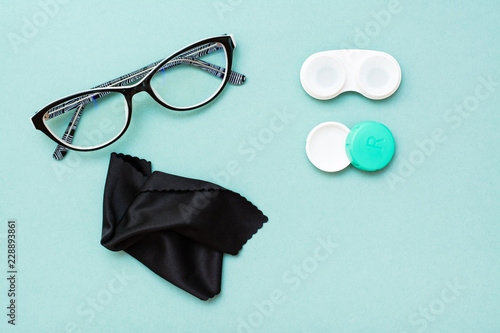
xmin=300 ymin=49 xmax=401 ymax=100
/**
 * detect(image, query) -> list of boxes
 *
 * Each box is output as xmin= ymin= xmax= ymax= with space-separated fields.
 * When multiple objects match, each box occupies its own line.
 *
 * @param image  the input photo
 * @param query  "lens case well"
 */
xmin=306 ymin=121 xmax=395 ymax=172
xmin=305 ymin=122 xmax=351 ymax=172
xmin=300 ymin=50 xmax=401 ymax=100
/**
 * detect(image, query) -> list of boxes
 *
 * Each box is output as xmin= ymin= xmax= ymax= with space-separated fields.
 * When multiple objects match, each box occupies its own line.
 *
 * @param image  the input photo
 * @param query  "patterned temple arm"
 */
xmin=51 ymin=43 xmax=245 ymax=160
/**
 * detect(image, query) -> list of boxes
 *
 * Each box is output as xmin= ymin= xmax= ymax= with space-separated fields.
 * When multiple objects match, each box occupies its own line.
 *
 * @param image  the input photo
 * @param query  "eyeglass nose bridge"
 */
xmin=127 ymin=81 xmax=150 ymax=96
xmin=124 ymin=82 xmax=159 ymax=112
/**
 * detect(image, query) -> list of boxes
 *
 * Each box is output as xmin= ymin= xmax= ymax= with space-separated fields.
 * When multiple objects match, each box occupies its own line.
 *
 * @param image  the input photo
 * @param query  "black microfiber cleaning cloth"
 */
xmin=101 ymin=153 xmax=268 ymax=300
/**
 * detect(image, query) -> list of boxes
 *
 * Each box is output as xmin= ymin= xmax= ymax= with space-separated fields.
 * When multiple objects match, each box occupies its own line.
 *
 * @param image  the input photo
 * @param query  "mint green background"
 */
xmin=1 ymin=1 xmax=499 ymax=332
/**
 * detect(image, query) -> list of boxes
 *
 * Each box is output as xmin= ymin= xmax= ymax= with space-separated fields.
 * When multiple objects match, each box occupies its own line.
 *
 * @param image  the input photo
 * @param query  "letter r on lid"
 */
xmin=366 ymin=136 xmax=385 ymax=150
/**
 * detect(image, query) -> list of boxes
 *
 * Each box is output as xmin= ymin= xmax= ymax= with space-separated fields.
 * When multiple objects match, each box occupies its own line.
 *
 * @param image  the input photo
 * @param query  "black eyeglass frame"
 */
xmin=30 ymin=35 xmax=239 ymax=153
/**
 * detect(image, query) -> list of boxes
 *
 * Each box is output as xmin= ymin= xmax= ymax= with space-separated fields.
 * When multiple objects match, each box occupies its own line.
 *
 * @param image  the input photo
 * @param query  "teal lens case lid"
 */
xmin=345 ymin=121 xmax=395 ymax=171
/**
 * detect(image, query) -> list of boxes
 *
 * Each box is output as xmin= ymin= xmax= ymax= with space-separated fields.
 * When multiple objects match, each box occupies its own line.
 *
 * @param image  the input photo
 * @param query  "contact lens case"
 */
xmin=300 ymin=50 xmax=401 ymax=100
xmin=306 ymin=121 xmax=395 ymax=172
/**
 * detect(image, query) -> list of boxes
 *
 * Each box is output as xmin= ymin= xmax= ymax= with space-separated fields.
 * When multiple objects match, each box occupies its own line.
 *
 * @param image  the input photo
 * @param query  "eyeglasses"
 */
xmin=30 ymin=34 xmax=245 ymax=160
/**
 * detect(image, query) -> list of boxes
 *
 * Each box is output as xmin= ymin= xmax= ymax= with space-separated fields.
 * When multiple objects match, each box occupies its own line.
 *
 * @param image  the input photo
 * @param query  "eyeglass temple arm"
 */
xmin=96 ymin=43 xmax=245 ymax=91
xmin=52 ymin=43 xmax=244 ymax=120
xmin=52 ymin=43 xmax=245 ymax=160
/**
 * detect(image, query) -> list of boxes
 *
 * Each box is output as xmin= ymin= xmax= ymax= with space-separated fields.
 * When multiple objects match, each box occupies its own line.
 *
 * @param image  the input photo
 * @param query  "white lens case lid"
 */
xmin=300 ymin=49 xmax=401 ymax=100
